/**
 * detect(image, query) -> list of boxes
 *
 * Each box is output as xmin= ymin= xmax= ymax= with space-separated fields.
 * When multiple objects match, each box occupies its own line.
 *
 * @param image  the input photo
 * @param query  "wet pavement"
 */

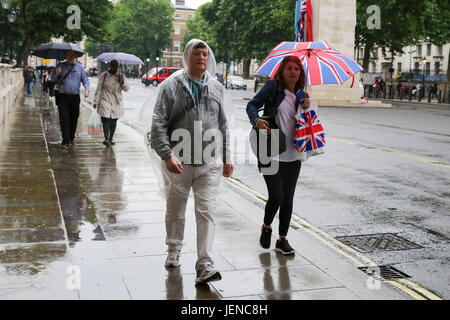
xmin=0 ymin=91 xmax=421 ymax=300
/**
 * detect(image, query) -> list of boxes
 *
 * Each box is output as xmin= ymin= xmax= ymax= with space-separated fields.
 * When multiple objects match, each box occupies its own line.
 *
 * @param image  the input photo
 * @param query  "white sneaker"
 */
xmin=195 ymin=265 xmax=222 ymax=284
xmin=165 ymin=250 xmax=181 ymax=268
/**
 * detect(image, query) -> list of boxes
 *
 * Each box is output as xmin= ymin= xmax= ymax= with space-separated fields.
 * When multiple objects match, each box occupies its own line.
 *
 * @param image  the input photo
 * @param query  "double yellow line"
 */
xmin=225 ymin=177 xmax=443 ymax=300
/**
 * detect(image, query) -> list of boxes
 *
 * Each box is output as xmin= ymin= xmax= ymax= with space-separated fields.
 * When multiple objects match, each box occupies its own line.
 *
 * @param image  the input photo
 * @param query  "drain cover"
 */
xmin=359 ymin=265 xmax=410 ymax=280
xmin=335 ymin=233 xmax=423 ymax=253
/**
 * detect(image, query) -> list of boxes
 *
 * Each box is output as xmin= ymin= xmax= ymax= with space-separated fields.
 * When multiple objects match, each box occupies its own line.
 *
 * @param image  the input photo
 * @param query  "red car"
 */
xmin=142 ymin=67 xmax=182 ymax=87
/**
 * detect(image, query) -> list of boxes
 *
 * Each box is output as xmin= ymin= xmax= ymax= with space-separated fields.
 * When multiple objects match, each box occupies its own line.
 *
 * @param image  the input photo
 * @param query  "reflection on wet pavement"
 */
xmin=0 ymin=92 xmax=358 ymax=300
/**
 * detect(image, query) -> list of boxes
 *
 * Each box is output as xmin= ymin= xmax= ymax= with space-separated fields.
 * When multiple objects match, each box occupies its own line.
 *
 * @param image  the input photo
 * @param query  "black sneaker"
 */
xmin=61 ymin=143 xmax=69 ymax=150
xmin=275 ymin=238 xmax=295 ymax=255
xmin=108 ymin=139 xmax=116 ymax=145
xmin=102 ymin=140 xmax=110 ymax=147
xmin=259 ymin=225 xmax=272 ymax=249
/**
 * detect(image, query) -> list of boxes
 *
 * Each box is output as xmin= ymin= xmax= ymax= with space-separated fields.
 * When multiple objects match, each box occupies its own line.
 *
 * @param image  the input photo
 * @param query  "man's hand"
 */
xmin=85 ymin=91 xmax=89 ymax=98
xmin=222 ymin=163 xmax=233 ymax=178
xmin=165 ymin=156 xmax=183 ymax=174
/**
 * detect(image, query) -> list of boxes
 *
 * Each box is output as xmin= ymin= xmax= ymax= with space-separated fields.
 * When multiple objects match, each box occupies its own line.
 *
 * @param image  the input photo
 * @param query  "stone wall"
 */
xmin=1 ymin=64 xmax=24 ymax=139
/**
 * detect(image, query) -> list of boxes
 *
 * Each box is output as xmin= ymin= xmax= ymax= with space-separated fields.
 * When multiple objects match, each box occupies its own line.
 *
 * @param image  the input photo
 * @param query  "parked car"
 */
xmin=142 ymin=67 xmax=182 ymax=87
xmin=87 ymin=68 xmax=98 ymax=77
xmin=228 ymin=75 xmax=247 ymax=90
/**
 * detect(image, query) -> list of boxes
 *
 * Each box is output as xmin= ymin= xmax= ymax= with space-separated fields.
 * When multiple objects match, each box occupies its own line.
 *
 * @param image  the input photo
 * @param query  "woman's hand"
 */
xmin=301 ymin=98 xmax=310 ymax=109
xmin=93 ymin=104 xmax=97 ymax=109
xmin=256 ymin=119 xmax=271 ymax=135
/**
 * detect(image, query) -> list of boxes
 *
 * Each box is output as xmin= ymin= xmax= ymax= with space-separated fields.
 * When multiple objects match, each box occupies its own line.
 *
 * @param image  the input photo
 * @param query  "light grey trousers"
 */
xmin=164 ymin=164 xmax=222 ymax=271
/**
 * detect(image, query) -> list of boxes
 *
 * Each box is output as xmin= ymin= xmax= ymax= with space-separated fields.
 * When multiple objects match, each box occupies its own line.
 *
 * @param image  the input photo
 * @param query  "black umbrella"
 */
xmin=31 ymin=43 xmax=84 ymax=60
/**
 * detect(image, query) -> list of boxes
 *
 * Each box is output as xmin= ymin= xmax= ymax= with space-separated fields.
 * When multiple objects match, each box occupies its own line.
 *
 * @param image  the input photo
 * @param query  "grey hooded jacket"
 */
xmin=150 ymin=69 xmax=230 ymax=165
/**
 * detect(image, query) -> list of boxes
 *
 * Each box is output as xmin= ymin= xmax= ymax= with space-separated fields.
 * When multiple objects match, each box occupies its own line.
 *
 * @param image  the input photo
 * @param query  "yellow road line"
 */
xmin=328 ymin=137 xmax=450 ymax=169
xmin=225 ymin=176 xmax=444 ymax=300
xmin=385 ymin=280 xmax=428 ymax=300
xmin=397 ymin=279 xmax=443 ymax=301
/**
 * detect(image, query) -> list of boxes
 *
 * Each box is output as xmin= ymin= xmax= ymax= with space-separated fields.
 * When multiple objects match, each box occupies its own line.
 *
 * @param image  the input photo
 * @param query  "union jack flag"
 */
xmin=295 ymin=0 xmax=313 ymax=42
xmin=294 ymin=109 xmax=325 ymax=161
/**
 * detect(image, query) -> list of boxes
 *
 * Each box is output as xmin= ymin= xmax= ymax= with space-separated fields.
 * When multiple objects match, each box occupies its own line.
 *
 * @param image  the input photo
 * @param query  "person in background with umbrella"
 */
xmin=93 ymin=59 xmax=129 ymax=147
xmin=246 ymin=55 xmax=310 ymax=255
xmin=56 ymin=50 xmax=90 ymax=149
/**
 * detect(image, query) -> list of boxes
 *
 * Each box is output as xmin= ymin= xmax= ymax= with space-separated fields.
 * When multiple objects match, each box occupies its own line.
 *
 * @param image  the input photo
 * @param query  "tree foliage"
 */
xmin=185 ymin=0 xmax=296 ymax=76
xmin=107 ymin=0 xmax=174 ymax=65
xmin=2 ymin=0 xmax=113 ymax=66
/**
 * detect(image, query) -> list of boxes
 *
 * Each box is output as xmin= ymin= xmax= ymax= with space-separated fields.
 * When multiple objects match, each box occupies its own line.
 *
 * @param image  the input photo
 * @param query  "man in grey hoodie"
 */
xmin=149 ymin=39 xmax=233 ymax=284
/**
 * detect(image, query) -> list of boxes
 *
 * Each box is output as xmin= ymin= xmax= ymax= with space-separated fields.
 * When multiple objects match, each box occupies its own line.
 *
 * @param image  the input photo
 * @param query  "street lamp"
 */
xmin=2 ymin=0 xmax=18 ymax=64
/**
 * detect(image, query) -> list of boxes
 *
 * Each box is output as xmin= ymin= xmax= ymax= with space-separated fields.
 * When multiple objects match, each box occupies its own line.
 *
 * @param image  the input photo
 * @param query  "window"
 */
xmin=161 ymin=59 xmax=167 ymax=67
xmin=435 ymin=62 xmax=441 ymax=75
xmin=175 ymin=13 xmax=181 ymax=19
xmin=414 ymin=62 xmax=420 ymax=74
xmin=427 ymin=44 xmax=431 ymax=56
xmin=397 ymin=62 xmax=402 ymax=73
xmin=187 ymin=14 xmax=193 ymax=19
xmin=438 ymin=45 xmax=443 ymax=56
xmin=174 ymin=60 xmax=180 ymax=68
xmin=417 ymin=45 xmax=422 ymax=56
xmin=174 ymin=41 xmax=180 ymax=52
xmin=174 ymin=25 xmax=181 ymax=35
xmin=426 ymin=62 xmax=430 ymax=76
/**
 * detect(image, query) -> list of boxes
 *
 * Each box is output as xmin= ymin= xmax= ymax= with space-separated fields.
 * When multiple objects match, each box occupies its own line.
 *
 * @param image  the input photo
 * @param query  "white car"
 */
xmin=228 ymin=75 xmax=247 ymax=90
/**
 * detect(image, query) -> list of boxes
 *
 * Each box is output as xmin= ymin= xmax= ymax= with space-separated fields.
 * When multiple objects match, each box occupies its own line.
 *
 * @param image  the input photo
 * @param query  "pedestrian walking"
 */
xmin=23 ymin=66 xmax=35 ymax=96
xmin=149 ymin=39 xmax=233 ymax=284
xmin=42 ymin=70 xmax=49 ymax=96
xmin=246 ymin=55 xmax=310 ymax=255
xmin=93 ymin=60 xmax=129 ymax=147
xmin=48 ymin=68 xmax=56 ymax=97
xmin=55 ymin=50 xmax=90 ymax=149
xmin=254 ymin=75 xmax=260 ymax=93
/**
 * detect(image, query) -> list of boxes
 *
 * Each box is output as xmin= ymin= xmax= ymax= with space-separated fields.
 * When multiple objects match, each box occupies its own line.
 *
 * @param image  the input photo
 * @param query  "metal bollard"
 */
xmin=438 ymin=90 xmax=441 ymax=103
xmin=418 ymin=89 xmax=422 ymax=102
xmin=389 ymin=85 xmax=394 ymax=99
xmin=428 ymin=88 xmax=432 ymax=103
xmin=448 ymin=91 xmax=450 ymax=104
xmin=399 ymin=88 xmax=403 ymax=100
xmin=408 ymin=88 xmax=412 ymax=101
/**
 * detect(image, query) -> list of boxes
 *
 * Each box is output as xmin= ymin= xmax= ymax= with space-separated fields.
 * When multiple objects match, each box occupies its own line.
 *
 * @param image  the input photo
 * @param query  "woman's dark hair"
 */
xmin=275 ymin=55 xmax=306 ymax=91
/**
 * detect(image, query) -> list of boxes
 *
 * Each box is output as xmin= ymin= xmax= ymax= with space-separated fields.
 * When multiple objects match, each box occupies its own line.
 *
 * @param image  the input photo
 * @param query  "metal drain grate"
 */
xmin=359 ymin=265 xmax=410 ymax=280
xmin=335 ymin=233 xmax=423 ymax=253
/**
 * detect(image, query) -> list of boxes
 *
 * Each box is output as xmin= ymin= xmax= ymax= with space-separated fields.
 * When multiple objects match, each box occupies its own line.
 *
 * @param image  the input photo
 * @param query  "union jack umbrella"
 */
xmin=294 ymin=108 xmax=325 ymax=161
xmin=255 ymin=41 xmax=363 ymax=87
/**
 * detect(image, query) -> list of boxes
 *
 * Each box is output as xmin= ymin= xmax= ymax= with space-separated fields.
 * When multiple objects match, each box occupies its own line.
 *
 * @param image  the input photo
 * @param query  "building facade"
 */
xmin=357 ymin=42 xmax=449 ymax=81
xmin=160 ymin=0 xmax=195 ymax=68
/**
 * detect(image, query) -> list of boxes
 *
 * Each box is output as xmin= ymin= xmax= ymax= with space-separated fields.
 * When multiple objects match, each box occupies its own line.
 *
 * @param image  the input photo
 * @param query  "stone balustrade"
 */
xmin=1 ymin=64 xmax=24 ymax=138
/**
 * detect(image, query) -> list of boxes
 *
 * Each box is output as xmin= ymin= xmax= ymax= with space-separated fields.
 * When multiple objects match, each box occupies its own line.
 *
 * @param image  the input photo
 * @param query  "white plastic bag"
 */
xmin=87 ymin=110 xmax=102 ymax=136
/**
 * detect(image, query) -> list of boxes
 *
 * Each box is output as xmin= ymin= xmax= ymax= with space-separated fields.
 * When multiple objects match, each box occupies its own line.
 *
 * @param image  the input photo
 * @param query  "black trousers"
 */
xmin=57 ymin=94 xmax=80 ymax=144
xmin=262 ymin=160 xmax=301 ymax=237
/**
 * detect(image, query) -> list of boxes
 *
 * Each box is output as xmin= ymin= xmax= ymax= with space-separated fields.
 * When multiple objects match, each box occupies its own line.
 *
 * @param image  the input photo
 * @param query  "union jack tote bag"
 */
xmin=294 ymin=103 xmax=326 ymax=161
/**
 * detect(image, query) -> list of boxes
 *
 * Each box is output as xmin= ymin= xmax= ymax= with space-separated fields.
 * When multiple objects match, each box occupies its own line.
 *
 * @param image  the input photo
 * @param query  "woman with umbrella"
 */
xmin=93 ymin=60 xmax=129 ymax=147
xmin=246 ymin=55 xmax=310 ymax=255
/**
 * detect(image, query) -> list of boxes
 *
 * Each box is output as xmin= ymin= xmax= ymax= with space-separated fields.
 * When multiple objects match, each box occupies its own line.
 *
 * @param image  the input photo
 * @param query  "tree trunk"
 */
xmin=243 ymin=59 xmax=251 ymax=79
xmin=362 ymin=42 xmax=373 ymax=71
xmin=17 ymin=36 xmax=32 ymax=68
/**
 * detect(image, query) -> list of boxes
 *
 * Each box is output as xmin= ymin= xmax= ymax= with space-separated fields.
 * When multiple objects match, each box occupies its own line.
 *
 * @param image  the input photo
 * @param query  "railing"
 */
xmin=1 ymin=64 xmax=24 ymax=133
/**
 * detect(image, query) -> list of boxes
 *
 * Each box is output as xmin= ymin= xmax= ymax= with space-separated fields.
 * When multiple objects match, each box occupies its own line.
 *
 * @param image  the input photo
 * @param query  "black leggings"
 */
xmin=262 ymin=160 xmax=301 ymax=237
xmin=101 ymin=117 xmax=118 ymax=141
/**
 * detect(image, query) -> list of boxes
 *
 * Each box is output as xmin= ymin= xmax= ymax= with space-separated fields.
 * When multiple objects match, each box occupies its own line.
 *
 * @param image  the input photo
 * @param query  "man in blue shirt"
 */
xmin=56 ymin=50 xmax=90 ymax=149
